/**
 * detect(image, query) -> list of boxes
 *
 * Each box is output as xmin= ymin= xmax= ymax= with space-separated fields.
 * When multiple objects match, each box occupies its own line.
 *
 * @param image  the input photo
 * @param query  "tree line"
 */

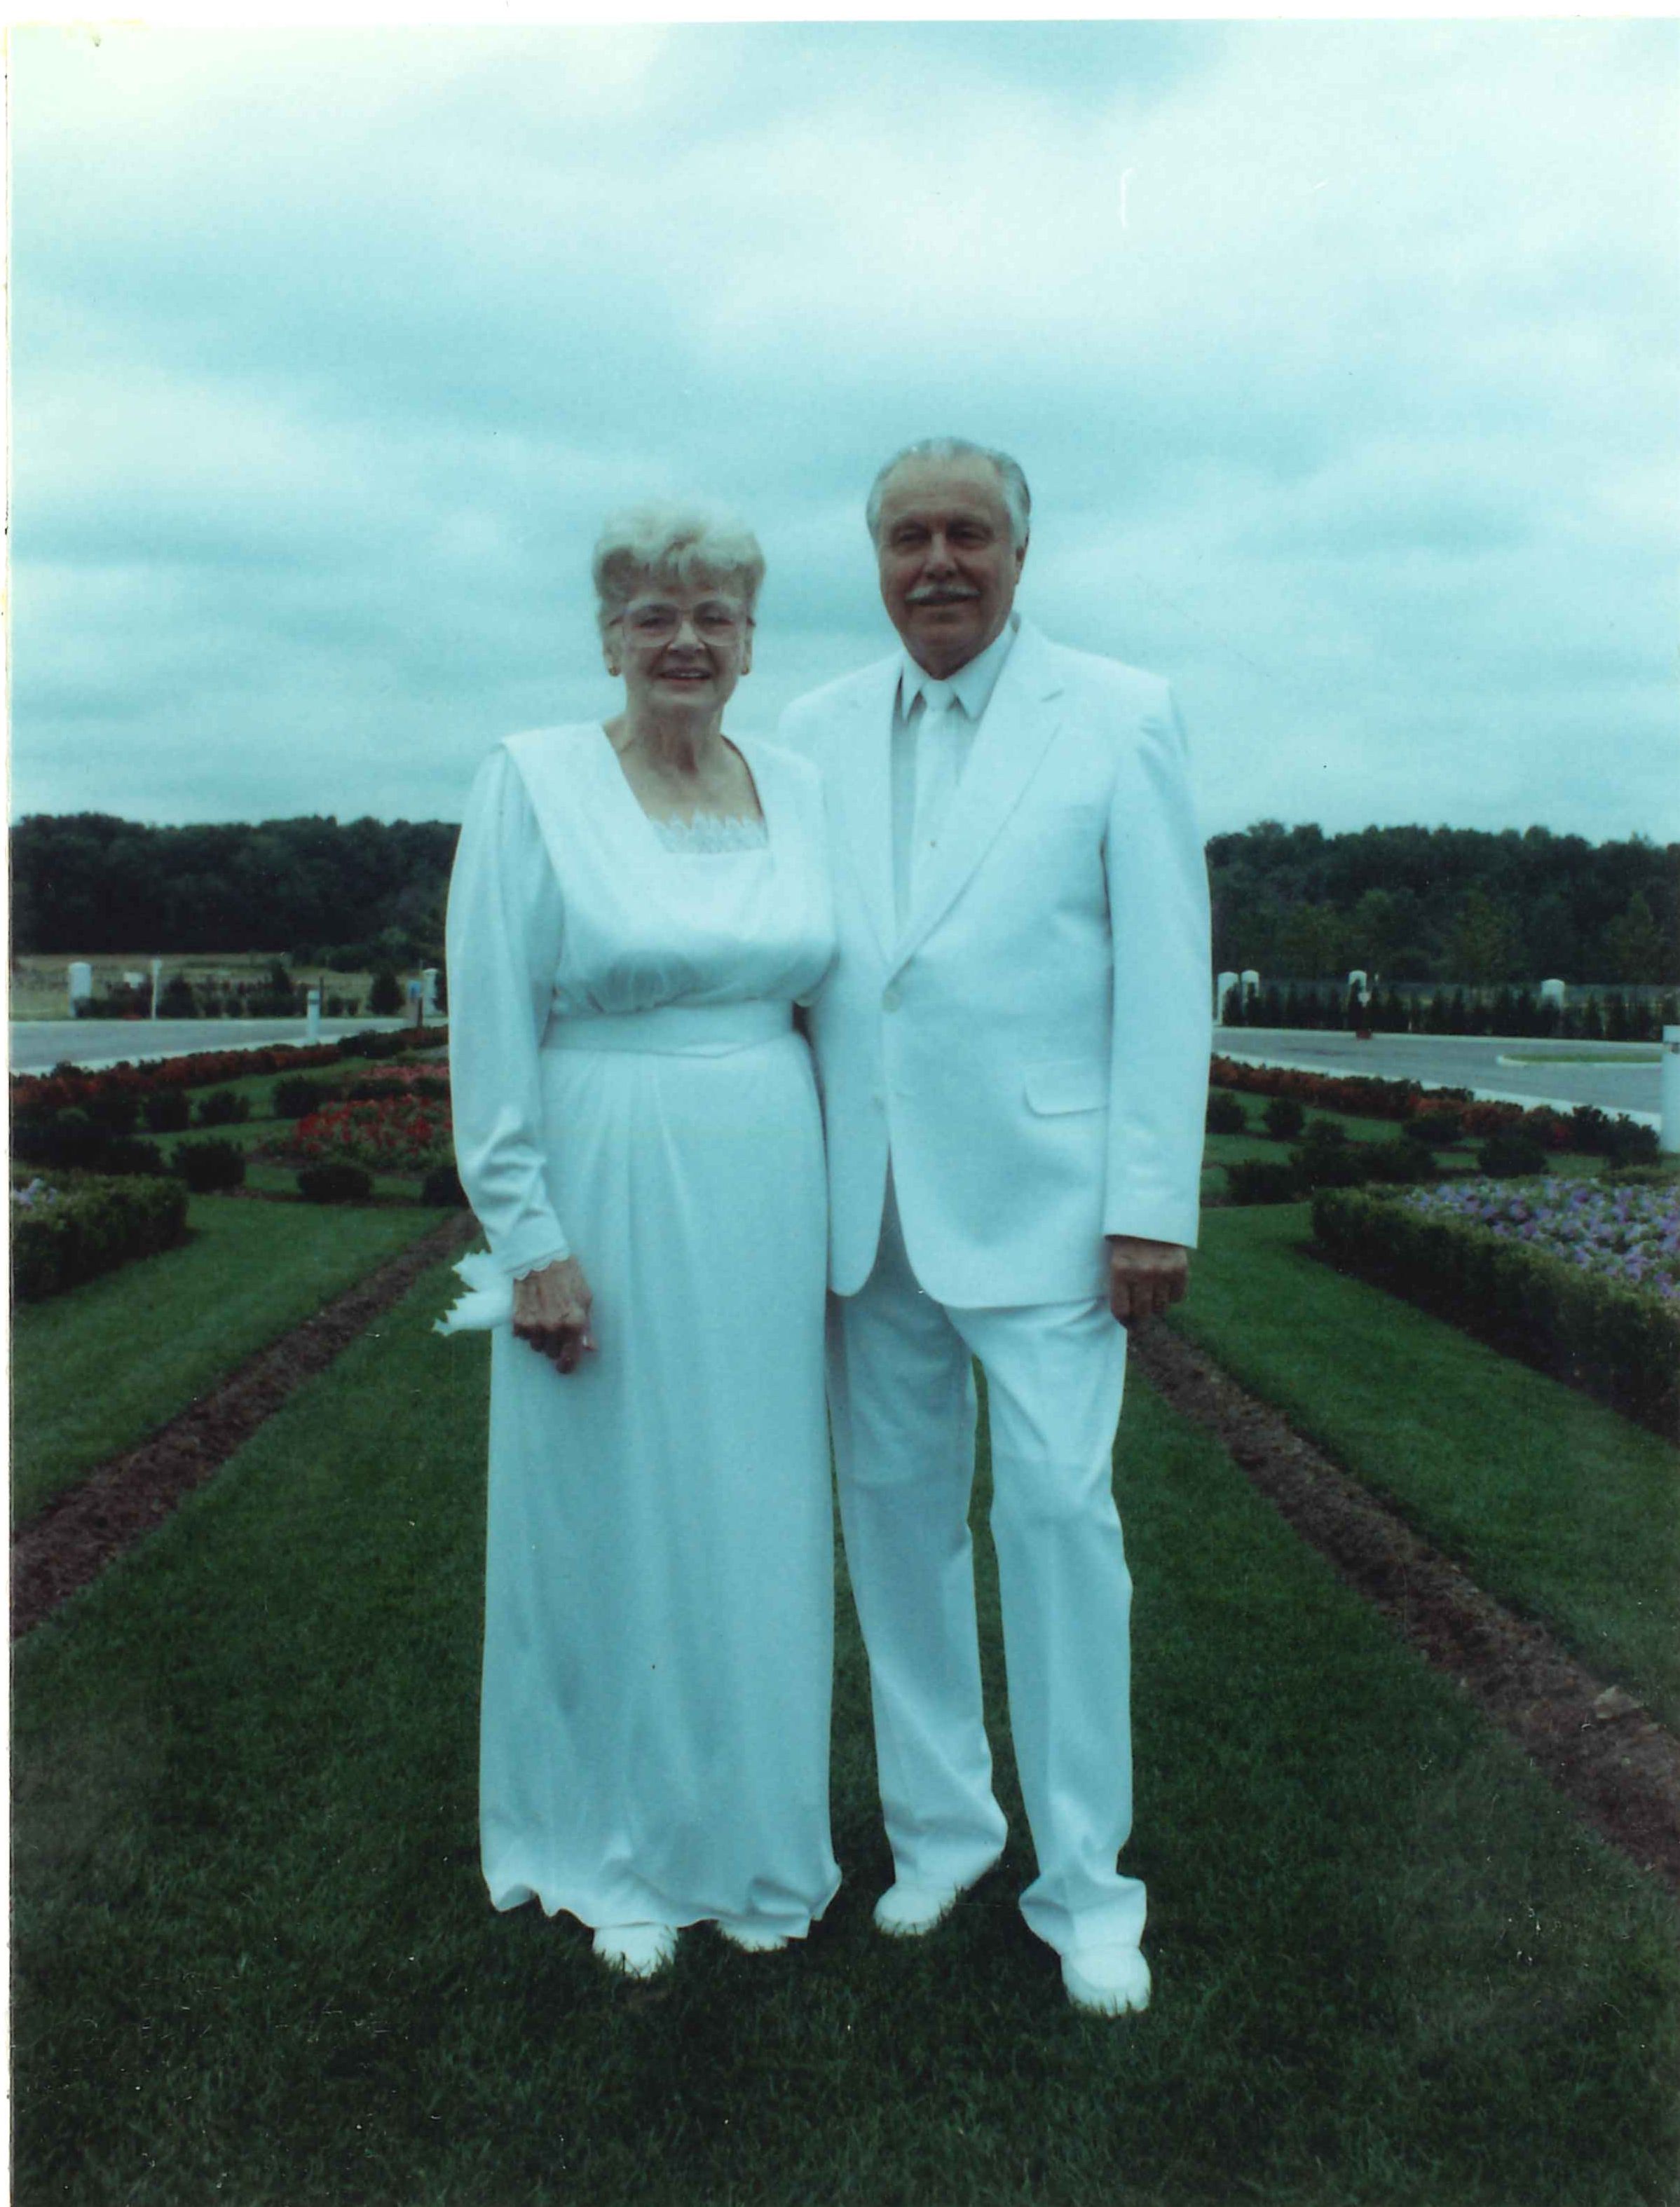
xmin=1207 ymin=821 xmax=1674 ymax=985
xmin=11 ymin=811 xmax=1676 ymax=987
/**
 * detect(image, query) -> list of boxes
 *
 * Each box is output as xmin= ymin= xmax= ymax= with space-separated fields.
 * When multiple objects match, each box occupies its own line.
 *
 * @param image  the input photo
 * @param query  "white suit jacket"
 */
xmin=777 ymin=618 xmax=1211 ymax=1306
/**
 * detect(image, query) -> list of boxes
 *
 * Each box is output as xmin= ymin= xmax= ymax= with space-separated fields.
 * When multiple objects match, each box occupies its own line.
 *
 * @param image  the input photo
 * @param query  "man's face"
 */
xmin=874 ymin=456 xmax=1027 ymax=678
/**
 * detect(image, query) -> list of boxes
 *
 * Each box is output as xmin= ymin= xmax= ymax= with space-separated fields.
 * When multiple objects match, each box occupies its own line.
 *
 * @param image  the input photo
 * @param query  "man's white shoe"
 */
xmin=716 ymin=1918 xmax=790 ymax=1953
xmin=1062 ymin=1941 xmax=1151 ymax=2016
xmin=592 ymin=1924 xmax=678 ymax=1978
xmin=873 ymin=1880 xmax=962 ymax=1936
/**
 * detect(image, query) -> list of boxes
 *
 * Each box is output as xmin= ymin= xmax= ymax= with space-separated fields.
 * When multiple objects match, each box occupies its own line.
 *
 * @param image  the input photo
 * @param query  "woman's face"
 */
xmin=608 ymin=575 xmax=753 ymax=718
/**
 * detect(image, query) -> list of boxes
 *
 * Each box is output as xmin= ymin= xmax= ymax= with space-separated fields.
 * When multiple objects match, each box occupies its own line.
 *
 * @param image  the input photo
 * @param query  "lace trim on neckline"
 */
xmin=650 ymin=812 xmax=769 ymax=854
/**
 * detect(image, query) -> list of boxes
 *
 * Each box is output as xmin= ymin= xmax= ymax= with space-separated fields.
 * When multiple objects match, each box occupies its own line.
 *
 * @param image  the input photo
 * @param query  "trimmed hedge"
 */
xmin=1206 ymin=1092 xmax=1247 ymax=1135
xmin=1311 ymin=1187 xmax=1680 ymax=1438
xmin=1225 ymin=1159 xmax=1302 ymax=1205
xmin=11 ymin=1174 xmax=190 ymax=1301
xmin=9 ymin=1025 xmax=448 ymax=1123
xmin=420 ymin=1161 xmax=468 ymax=1208
xmin=174 ymin=1140 xmax=247 ymax=1194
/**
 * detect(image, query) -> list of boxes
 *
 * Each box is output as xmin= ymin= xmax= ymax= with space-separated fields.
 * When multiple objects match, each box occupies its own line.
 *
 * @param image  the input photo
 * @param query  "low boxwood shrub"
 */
xmin=1206 ymin=1091 xmax=1248 ymax=1135
xmin=1404 ymin=1109 xmax=1463 ymax=1148
xmin=174 ymin=1138 xmax=247 ymax=1194
xmin=1261 ymin=1096 xmax=1306 ymax=1140
xmin=12 ymin=1107 xmax=110 ymax=1171
xmin=1224 ymin=1158 xmax=1302 ymax=1205
xmin=296 ymin=1162 xmax=374 ymax=1205
xmin=1290 ymin=1124 xmax=1367 ymax=1190
xmin=1312 ymin=1186 xmax=1680 ymax=1437
xmin=84 ymin=1087 xmax=142 ymax=1136
xmin=1361 ymin=1137 xmax=1440 ymax=1184
xmin=271 ymin=1076 xmax=339 ymax=1119
xmin=100 ymin=1136 xmax=168 ymax=1177
xmin=12 ymin=1173 xmax=190 ymax=1301
xmin=1477 ymin=1128 xmax=1547 ymax=1177
xmin=142 ymin=1091 xmax=193 ymax=1134
xmin=196 ymin=1088 xmax=252 ymax=1128
xmin=421 ymin=1161 xmax=468 ymax=1208
xmin=1604 ymin=1161 xmax=1680 ymax=1189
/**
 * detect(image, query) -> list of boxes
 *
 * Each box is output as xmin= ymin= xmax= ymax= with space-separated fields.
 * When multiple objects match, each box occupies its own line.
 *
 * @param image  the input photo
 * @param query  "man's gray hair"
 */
xmin=592 ymin=503 xmax=767 ymax=638
xmin=865 ymin=438 xmax=1032 ymax=552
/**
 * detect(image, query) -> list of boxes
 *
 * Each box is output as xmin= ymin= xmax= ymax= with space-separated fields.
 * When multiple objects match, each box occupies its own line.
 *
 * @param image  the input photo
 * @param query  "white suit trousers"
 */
xmin=826 ymin=1175 xmax=1146 ymax=1957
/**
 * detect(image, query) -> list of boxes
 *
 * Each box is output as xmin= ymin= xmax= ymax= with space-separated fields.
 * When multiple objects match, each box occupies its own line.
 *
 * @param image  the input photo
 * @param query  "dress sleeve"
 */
xmin=445 ymin=746 xmax=572 ymax=1276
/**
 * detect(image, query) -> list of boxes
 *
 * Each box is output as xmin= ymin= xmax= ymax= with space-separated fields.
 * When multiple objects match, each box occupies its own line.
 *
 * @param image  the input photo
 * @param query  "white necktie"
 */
xmin=912 ymin=681 xmax=962 ymax=896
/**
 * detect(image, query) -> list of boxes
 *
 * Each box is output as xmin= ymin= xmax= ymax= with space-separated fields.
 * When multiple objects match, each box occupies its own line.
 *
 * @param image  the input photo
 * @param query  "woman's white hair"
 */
xmin=592 ymin=503 xmax=766 ymax=638
xmin=865 ymin=438 xmax=1032 ymax=552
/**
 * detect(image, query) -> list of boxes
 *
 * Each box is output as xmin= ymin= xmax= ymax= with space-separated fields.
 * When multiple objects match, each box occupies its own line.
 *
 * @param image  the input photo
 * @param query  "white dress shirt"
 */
xmin=890 ymin=612 xmax=1021 ymax=931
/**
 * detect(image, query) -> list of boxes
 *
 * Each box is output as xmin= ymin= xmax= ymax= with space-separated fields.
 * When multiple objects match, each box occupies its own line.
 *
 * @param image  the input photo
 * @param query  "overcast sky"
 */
xmin=11 ymin=18 xmax=1677 ymax=842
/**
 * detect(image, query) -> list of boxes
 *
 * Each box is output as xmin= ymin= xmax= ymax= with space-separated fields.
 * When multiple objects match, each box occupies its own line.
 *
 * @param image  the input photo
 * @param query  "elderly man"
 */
xmin=777 ymin=437 xmax=1209 ymax=2015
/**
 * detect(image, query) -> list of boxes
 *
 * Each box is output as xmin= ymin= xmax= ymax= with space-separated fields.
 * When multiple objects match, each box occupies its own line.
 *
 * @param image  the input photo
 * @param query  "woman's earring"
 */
xmin=607 ymin=662 xmax=620 ymax=677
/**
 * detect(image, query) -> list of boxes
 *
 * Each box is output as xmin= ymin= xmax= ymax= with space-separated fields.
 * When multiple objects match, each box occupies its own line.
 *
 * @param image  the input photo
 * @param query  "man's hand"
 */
xmin=1105 ymin=1235 xmax=1190 ymax=1326
xmin=512 ymin=1256 xmax=596 ymax=1374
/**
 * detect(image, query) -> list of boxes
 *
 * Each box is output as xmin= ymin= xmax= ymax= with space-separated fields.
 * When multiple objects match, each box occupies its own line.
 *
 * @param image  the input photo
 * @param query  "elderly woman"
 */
xmin=444 ymin=506 xmax=838 ymax=1976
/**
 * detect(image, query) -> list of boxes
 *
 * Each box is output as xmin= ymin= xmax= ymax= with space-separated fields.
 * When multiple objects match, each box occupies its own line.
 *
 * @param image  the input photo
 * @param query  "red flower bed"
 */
xmin=10 ymin=1026 xmax=447 ymax=1119
xmin=284 ymin=1095 xmax=452 ymax=1176
xmin=1208 ymin=1056 xmax=1622 ymax=1154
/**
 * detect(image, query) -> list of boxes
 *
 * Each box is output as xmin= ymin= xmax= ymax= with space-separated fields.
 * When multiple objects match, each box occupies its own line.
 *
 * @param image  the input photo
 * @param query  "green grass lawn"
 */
xmin=1173 ymin=1203 xmax=1680 ymax=1726
xmin=13 ymin=1258 xmax=1676 ymax=2207
xmin=11 ymin=1195 xmax=451 ymax=1524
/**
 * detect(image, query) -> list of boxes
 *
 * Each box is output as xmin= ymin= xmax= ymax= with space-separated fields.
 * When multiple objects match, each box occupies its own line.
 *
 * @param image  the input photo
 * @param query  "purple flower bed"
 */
xmin=1401 ymin=1178 xmax=1680 ymax=1302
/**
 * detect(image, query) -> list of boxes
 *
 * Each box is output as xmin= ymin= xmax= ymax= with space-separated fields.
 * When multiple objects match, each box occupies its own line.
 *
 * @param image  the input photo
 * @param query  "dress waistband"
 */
xmin=542 ymin=1000 xmax=793 ymax=1057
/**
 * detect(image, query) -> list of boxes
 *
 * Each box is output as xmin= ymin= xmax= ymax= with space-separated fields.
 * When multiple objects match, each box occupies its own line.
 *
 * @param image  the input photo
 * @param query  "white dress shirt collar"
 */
xmin=898 ymin=610 xmax=1021 ymax=724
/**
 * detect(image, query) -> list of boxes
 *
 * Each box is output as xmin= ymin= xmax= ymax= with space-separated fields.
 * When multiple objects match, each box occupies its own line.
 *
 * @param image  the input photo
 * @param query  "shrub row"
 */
xmin=1221 ymin=982 xmax=1677 ymax=1043
xmin=10 ymin=1025 xmax=447 ymax=1121
xmin=1311 ymin=1187 xmax=1680 ymax=1439
xmin=1210 ymin=1055 xmax=1657 ymax=1162
xmin=11 ymin=1174 xmax=191 ymax=1302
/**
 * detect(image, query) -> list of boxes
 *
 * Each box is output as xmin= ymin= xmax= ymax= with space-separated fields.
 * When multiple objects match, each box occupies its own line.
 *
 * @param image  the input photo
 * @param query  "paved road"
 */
xmin=1215 ymin=1029 xmax=1661 ymax=1122
xmin=9 ymin=1017 xmax=419 ymax=1075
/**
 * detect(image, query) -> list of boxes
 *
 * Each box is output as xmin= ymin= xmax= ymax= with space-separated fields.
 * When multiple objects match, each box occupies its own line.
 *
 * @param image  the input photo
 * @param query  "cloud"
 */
xmin=10 ymin=18 xmax=1676 ymax=843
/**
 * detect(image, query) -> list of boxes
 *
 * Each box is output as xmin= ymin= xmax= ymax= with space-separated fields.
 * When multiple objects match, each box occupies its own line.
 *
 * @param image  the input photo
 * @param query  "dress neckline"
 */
xmin=594 ymin=725 xmax=771 ymax=850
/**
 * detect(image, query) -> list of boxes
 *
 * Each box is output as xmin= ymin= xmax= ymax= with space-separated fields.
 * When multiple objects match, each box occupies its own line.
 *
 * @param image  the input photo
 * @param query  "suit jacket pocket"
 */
xmin=1023 ymin=1058 xmax=1107 ymax=1115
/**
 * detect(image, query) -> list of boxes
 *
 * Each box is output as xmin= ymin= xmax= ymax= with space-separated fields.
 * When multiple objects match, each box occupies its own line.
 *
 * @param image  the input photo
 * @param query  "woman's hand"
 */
xmin=512 ymin=1257 xmax=596 ymax=1374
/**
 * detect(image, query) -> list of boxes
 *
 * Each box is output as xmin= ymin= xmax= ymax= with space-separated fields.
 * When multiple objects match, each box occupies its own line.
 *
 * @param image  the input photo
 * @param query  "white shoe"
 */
xmin=1062 ymin=1940 xmax=1151 ymax=2016
xmin=716 ymin=1918 xmax=790 ymax=1954
xmin=872 ymin=1880 xmax=962 ymax=1937
xmin=592 ymin=1923 xmax=677 ymax=1979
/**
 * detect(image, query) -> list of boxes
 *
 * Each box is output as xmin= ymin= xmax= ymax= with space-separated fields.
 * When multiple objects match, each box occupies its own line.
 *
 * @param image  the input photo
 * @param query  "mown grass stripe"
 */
xmin=11 ymin=1195 xmax=459 ymax=1524
xmin=12 ymin=1258 xmax=1676 ymax=2207
xmin=1173 ymin=1204 xmax=1680 ymax=1728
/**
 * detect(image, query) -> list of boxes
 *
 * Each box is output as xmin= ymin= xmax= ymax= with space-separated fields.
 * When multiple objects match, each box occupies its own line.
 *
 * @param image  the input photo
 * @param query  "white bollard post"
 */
xmin=421 ymin=967 xmax=439 ymax=1022
xmin=67 ymin=961 xmax=93 ymax=1014
xmin=150 ymin=958 xmax=163 ymax=1020
xmin=1215 ymin=970 xmax=1238 ymax=1025
xmin=1241 ymin=970 xmax=1260 ymax=1018
xmin=1662 ymin=1027 xmax=1680 ymax=1156
xmin=306 ymin=985 xmax=322 ymax=1041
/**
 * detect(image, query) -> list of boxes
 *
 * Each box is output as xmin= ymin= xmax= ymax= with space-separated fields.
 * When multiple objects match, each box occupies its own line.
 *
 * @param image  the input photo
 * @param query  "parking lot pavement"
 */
xmin=9 ymin=1018 xmax=418 ymax=1075
xmin=1214 ymin=1029 xmax=1661 ymax=1122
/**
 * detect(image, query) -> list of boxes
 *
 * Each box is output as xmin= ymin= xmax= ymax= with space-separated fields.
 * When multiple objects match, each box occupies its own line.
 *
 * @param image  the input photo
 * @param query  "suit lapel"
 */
xmin=892 ymin=621 xmax=1065 ymax=971
xmin=829 ymin=655 xmax=901 ymax=965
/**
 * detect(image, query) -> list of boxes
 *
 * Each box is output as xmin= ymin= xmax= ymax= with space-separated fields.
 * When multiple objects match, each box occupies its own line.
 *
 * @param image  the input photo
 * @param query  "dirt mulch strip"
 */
xmin=1131 ymin=1320 xmax=1680 ymax=1897
xmin=12 ymin=1212 xmax=478 ymax=1641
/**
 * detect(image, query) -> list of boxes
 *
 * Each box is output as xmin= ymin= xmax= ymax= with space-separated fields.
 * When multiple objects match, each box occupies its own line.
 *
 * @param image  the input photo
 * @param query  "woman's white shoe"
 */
xmin=592 ymin=1924 xmax=678 ymax=1978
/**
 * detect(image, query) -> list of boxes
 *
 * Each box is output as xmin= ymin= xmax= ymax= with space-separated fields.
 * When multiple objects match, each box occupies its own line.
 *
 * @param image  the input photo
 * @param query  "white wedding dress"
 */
xmin=444 ymin=723 xmax=840 ymax=1937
